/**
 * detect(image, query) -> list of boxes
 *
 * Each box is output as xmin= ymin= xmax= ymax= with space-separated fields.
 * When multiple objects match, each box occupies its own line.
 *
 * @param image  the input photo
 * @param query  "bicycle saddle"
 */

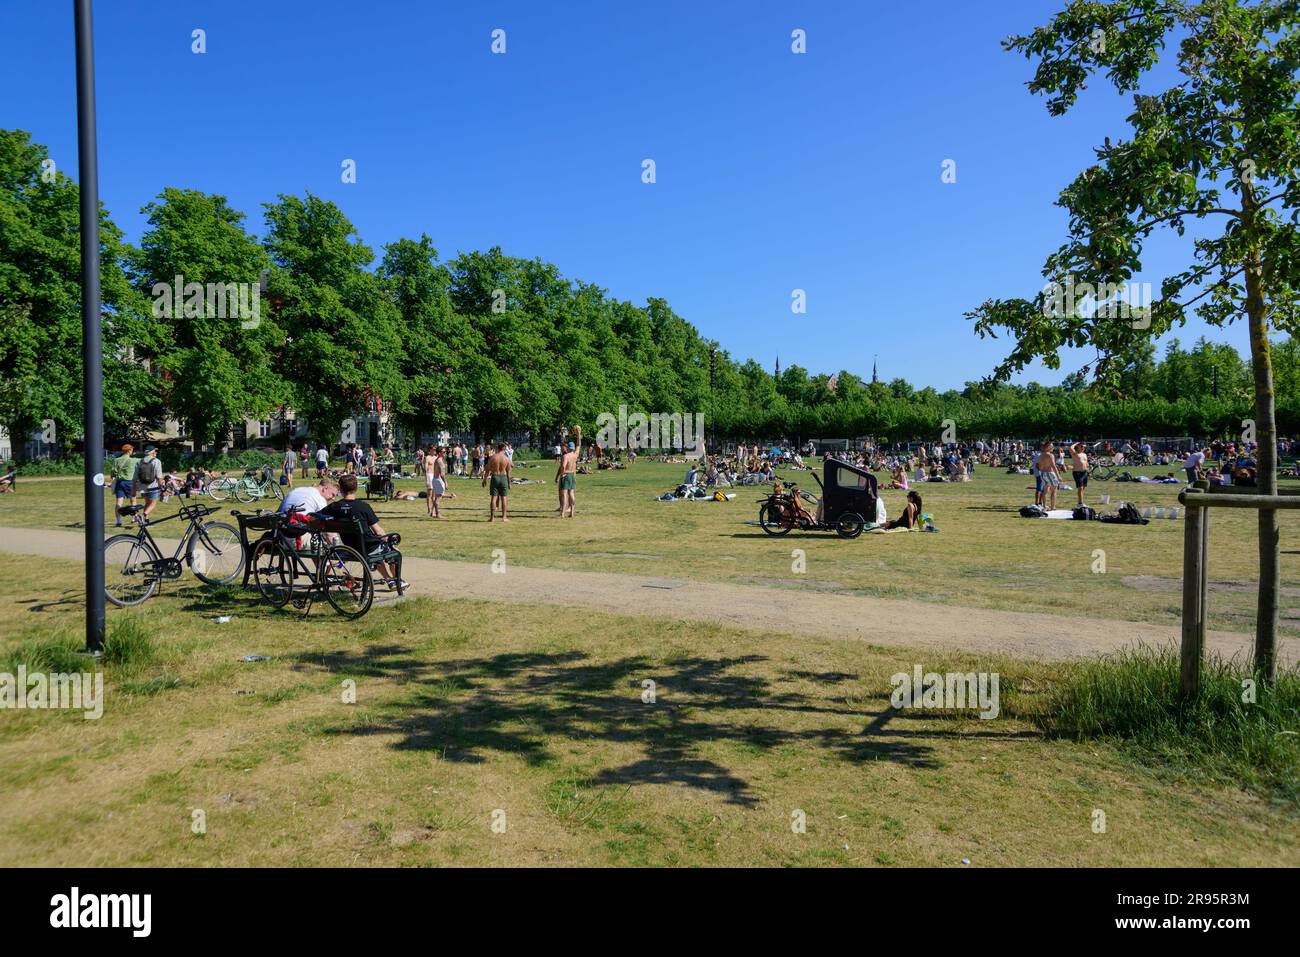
xmin=117 ymin=505 xmax=145 ymax=516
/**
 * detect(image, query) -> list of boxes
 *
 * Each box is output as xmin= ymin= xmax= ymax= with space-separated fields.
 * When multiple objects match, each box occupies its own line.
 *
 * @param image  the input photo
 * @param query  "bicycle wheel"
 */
xmin=250 ymin=539 xmax=293 ymax=607
xmin=104 ymin=534 xmax=161 ymax=607
xmin=269 ymin=481 xmax=284 ymax=502
xmin=759 ymin=503 xmax=792 ymax=536
xmin=234 ymin=479 xmax=257 ymax=504
xmin=207 ymin=479 xmax=231 ymax=502
xmin=189 ymin=521 xmax=244 ymax=585
xmin=835 ymin=511 xmax=865 ymax=539
xmin=321 ymin=545 xmax=374 ymax=619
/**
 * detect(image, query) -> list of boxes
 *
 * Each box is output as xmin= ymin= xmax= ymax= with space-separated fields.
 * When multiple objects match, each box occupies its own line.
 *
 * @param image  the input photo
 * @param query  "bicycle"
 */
xmin=103 ymin=501 xmax=244 ymax=606
xmin=203 ymin=474 xmax=240 ymax=502
xmin=234 ymin=467 xmax=284 ymax=504
xmin=246 ymin=508 xmax=395 ymax=619
xmin=1089 ymin=457 xmax=1121 ymax=482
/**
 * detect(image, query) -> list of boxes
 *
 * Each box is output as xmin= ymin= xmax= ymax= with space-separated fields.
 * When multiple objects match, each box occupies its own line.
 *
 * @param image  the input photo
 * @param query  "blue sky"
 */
xmin=0 ymin=0 xmax=1251 ymax=389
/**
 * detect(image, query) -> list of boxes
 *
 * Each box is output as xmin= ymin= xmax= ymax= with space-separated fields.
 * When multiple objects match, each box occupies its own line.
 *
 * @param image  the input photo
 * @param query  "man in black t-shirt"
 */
xmin=316 ymin=473 xmax=406 ymax=589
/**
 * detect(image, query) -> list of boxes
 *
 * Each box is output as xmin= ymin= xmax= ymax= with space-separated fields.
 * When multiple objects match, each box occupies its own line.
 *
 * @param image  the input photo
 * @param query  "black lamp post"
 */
xmin=74 ymin=0 xmax=105 ymax=654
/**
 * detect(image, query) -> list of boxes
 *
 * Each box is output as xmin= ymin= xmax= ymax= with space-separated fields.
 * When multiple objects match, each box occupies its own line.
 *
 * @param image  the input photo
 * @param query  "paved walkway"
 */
xmin=1 ymin=525 xmax=1291 ymax=665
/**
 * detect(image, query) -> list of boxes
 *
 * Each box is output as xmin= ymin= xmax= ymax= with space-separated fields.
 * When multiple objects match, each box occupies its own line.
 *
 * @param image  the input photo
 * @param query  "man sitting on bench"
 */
xmin=314 ymin=473 xmax=407 ymax=591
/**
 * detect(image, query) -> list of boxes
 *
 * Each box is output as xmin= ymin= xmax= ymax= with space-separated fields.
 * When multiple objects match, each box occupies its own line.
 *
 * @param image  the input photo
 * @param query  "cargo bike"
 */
xmin=757 ymin=458 xmax=879 ymax=539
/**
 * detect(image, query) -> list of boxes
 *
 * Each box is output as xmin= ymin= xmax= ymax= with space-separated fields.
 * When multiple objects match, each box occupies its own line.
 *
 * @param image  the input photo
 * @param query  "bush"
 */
xmin=11 ymin=456 xmax=85 ymax=476
xmin=1041 ymin=647 xmax=1300 ymax=803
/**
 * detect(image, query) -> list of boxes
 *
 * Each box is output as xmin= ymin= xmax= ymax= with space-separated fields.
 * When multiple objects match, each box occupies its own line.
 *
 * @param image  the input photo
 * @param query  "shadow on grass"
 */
xmin=282 ymin=644 xmax=1036 ymax=806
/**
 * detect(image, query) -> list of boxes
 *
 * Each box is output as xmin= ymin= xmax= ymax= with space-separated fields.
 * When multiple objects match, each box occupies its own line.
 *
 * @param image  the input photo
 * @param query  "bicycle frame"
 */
xmin=123 ymin=503 xmax=224 ymax=572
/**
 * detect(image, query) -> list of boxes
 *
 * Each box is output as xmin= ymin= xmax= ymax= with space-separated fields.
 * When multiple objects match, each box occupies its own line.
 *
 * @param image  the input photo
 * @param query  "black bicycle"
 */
xmin=247 ymin=507 xmax=385 ymax=619
xmin=103 ymin=501 xmax=244 ymax=606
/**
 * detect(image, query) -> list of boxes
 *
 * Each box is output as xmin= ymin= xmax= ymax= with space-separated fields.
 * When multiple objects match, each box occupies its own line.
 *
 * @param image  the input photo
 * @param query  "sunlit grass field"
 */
xmin=4 ymin=457 xmax=1298 ymax=637
xmin=1 ymin=559 xmax=1296 ymax=867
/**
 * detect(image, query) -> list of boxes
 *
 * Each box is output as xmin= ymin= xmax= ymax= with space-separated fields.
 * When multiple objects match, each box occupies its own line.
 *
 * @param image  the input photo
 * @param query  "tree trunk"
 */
xmin=1242 ymin=182 xmax=1279 ymax=682
xmin=5 ymin=420 xmax=27 ymax=465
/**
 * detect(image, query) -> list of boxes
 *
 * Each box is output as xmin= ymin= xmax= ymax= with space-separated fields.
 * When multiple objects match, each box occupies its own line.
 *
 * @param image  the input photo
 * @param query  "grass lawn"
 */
xmin=0 ymin=559 xmax=1296 ymax=867
xmin=4 ymin=458 xmax=1298 ymax=639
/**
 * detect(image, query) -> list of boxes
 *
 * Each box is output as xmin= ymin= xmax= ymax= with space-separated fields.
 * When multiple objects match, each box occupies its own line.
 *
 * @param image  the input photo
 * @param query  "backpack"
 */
xmin=134 ymin=457 xmax=161 ymax=486
xmin=1019 ymin=504 xmax=1048 ymax=518
xmin=1101 ymin=502 xmax=1148 ymax=525
xmin=1072 ymin=505 xmax=1097 ymax=521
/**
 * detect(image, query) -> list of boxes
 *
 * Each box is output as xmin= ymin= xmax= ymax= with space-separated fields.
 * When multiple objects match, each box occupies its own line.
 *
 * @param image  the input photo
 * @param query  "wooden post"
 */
xmin=1179 ymin=482 xmax=1210 ymax=698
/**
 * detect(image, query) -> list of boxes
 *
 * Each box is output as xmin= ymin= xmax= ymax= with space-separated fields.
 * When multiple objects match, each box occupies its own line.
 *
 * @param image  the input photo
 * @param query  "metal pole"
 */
xmin=74 ymin=0 xmax=105 ymax=654
xmin=1179 ymin=501 xmax=1205 ymax=698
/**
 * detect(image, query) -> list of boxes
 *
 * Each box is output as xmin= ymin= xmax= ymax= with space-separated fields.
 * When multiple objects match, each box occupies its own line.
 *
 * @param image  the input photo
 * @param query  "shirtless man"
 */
xmin=483 ymin=442 xmax=512 ymax=522
xmin=556 ymin=426 xmax=582 ymax=518
xmin=1036 ymin=441 xmax=1060 ymax=509
xmin=424 ymin=445 xmax=447 ymax=518
xmin=1068 ymin=441 xmax=1090 ymax=506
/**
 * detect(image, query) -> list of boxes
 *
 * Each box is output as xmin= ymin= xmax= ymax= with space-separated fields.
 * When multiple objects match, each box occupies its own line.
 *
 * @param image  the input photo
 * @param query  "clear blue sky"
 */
xmin=0 ymin=0 xmax=1250 ymax=389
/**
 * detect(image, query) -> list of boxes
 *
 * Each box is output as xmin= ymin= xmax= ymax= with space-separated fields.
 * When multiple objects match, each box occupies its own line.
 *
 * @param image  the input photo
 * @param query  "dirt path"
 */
xmin=1 ymin=525 xmax=1291 ymax=665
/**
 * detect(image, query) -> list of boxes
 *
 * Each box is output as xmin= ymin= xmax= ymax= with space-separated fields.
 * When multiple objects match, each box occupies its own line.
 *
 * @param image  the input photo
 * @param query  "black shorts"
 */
xmin=1072 ymin=470 xmax=1088 ymax=487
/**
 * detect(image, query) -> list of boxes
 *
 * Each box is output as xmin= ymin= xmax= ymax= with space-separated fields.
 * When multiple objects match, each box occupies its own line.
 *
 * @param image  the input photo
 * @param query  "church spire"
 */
xmin=775 ymin=355 xmax=781 ymax=377
xmin=872 ymin=355 xmax=878 ymax=385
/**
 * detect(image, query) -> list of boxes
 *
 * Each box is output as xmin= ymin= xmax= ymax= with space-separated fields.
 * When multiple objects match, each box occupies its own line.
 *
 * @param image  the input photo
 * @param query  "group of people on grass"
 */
xmin=414 ymin=437 xmax=576 ymax=521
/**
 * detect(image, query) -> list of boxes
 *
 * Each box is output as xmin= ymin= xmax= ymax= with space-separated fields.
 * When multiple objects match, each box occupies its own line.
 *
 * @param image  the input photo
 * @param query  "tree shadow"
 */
xmin=280 ymin=645 xmax=1030 ymax=806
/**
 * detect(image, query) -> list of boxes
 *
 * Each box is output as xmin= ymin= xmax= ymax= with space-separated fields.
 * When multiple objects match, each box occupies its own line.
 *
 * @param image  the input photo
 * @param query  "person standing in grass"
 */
xmin=110 ymin=443 xmax=138 ymax=526
xmin=315 ymin=443 xmax=329 ymax=478
xmin=1035 ymin=441 xmax=1060 ymax=510
xmin=1069 ymin=441 xmax=1090 ymax=506
xmin=425 ymin=445 xmax=447 ymax=519
xmin=483 ymin=442 xmax=512 ymax=522
xmin=556 ymin=426 xmax=581 ymax=518
xmin=282 ymin=445 xmax=296 ymax=490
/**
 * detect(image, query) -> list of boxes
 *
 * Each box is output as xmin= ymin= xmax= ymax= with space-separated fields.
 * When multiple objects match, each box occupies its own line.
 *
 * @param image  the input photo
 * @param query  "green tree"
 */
xmin=967 ymin=0 xmax=1300 ymax=679
xmin=0 ymin=129 xmax=156 ymax=458
xmin=262 ymin=193 xmax=406 ymax=445
xmin=128 ymin=188 xmax=282 ymax=448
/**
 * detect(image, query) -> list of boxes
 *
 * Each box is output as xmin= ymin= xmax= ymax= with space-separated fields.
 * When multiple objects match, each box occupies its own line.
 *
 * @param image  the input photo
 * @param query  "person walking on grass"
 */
xmin=282 ymin=445 xmax=296 ymax=490
xmin=134 ymin=446 xmax=164 ymax=521
xmin=110 ymin=443 xmax=138 ymax=526
xmin=483 ymin=442 xmax=512 ymax=522
xmin=299 ymin=443 xmax=310 ymax=480
xmin=557 ymin=426 xmax=582 ymax=518
xmin=1069 ymin=441 xmax=1090 ymax=506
